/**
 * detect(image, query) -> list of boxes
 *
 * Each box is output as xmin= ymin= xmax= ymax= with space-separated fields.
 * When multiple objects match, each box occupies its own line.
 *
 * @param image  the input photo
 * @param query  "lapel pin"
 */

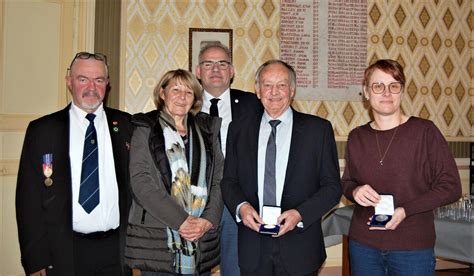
xmin=112 ymin=121 xmax=119 ymax=132
xmin=234 ymin=99 xmax=239 ymax=103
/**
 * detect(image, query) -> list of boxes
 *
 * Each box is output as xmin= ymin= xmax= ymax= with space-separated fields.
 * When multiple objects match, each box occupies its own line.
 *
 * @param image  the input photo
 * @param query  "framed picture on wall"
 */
xmin=189 ymin=28 xmax=233 ymax=74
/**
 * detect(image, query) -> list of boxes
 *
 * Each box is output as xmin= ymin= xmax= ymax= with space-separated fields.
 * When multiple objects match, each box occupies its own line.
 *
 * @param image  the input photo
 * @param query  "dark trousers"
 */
xmin=240 ymin=237 xmax=316 ymax=276
xmin=141 ymin=271 xmax=210 ymax=276
xmin=73 ymin=229 xmax=122 ymax=276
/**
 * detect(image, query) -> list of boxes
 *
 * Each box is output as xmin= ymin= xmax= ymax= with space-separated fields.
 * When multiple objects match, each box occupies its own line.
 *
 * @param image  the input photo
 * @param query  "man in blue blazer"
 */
xmin=221 ymin=60 xmax=341 ymax=275
xmin=196 ymin=42 xmax=261 ymax=276
xmin=16 ymin=52 xmax=132 ymax=275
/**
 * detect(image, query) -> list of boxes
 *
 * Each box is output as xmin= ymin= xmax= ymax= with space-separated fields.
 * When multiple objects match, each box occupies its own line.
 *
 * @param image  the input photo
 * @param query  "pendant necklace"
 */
xmin=375 ymin=120 xmax=400 ymax=166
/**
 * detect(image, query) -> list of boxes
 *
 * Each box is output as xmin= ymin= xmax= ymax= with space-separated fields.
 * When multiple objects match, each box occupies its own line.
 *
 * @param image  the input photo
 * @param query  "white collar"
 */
xmin=203 ymin=88 xmax=230 ymax=102
xmin=70 ymin=102 xmax=104 ymax=122
xmin=263 ymin=107 xmax=293 ymax=125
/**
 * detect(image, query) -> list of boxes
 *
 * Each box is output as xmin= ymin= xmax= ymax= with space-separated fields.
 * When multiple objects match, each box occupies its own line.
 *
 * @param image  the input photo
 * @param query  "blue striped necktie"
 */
xmin=79 ymin=113 xmax=99 ymax=213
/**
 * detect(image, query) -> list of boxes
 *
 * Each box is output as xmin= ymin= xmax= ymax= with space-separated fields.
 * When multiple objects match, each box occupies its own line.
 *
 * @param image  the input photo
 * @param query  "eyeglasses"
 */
xmin=369 ymin=82 xmax=403 ymax=94
xmin=199 ymin=60 xmax=231 ymax=70
xmin=68 ymin=52 xmax=108 ymax=70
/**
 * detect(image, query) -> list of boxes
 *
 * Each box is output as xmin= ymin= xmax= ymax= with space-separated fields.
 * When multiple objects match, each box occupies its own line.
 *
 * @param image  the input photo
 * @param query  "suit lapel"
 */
xmin=59 ymin=105 xmax=72 ymax=158
xmin=230 ymin=90 xmax=239 ymax=119
xmin=282 ymin=110 xmax=304 ymax=203
xmin=54 ymin=105 xmax=73 ymax=227
xmin=248 ymin=112 xmax=262 ymax=205
xmin=105 ymin=109 xmax=122 ymax=173
xmin=104 ymin=108 xmax=130 ymax=187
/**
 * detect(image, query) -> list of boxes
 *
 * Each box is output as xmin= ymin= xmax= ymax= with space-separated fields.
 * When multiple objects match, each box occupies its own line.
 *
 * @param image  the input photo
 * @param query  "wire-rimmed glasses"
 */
xmin=369 ymin=82 xmax=403 ymax=94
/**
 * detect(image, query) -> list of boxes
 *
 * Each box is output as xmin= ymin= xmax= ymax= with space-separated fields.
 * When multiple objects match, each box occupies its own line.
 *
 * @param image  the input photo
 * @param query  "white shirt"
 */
xmin=257 ymin=108 xmax=293 ymax=214
xmin=201 ymin=89 xmax=232 ymax=156
xmin=69 ymin=103 xmax=119 ymax=233
xmin=236 ymin=108 xmax=303 ymax=227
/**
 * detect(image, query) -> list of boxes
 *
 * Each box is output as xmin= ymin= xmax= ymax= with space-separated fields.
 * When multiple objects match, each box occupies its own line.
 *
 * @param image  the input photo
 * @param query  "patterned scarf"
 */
xmin=159 ymin=112 xmax=208 ymax=274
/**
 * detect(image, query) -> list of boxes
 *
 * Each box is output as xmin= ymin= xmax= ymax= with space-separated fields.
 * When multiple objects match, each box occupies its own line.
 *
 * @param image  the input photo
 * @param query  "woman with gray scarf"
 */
xmin=125 ymin=69 xmax=223 ymax=275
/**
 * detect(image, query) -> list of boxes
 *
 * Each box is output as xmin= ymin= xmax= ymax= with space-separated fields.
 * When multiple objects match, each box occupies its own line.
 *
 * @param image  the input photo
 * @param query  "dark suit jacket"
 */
xmin=228 ymin=89 xmax=262 ymax=122
xmin=221 ymin=108 xmax=342 ymax=274
xmin=16 ymin=105 xmax=132 ymax=275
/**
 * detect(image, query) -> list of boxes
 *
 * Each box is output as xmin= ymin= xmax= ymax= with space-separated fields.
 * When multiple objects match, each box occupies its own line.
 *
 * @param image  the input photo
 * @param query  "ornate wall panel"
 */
xmin=124 ymin=0 xmax=473 ymax=140
xmin=363 ymin=0 xmax=473 ymax=138
xmin=124 ymin=0 xmax=280 ymax=114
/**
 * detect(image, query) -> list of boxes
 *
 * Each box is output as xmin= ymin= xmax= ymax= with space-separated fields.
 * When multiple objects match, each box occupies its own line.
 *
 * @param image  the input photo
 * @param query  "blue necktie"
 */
xmin=79 ymin=113 xmax=99 ymax=213
xmin=263 ymin=120 xmax=281 ymax=206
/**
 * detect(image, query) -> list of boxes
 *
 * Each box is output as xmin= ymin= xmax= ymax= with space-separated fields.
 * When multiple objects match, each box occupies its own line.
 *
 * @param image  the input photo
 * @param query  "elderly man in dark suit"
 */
xmin=195 ymin=42 xmax=261 ymax=276
xmin=16 ymin=52 xmax=132 ymax=276
xmin=221 ymin=59 xmax=341 ymax=275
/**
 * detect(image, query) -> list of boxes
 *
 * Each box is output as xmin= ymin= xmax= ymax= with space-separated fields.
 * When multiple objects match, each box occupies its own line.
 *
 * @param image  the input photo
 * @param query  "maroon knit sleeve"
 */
xmin=401 ymin=120 xmax=462 ymax=217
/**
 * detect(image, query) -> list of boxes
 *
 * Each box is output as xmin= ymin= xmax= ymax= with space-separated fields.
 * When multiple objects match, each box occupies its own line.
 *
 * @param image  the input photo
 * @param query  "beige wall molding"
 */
xmin=74 ymin=0 xmax=95 ymax=52
xmin=0 ymin=159 xmax=18 ymax=176
xmin=0 ymin=114 xmax=41 ymax=132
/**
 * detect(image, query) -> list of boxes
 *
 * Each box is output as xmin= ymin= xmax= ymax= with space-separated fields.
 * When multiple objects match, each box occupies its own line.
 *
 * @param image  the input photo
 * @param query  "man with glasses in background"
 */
xmin=195 ymin=42 xmax=261 ymax=275
xmin=16 ymin=52 xmax=132 ymax=275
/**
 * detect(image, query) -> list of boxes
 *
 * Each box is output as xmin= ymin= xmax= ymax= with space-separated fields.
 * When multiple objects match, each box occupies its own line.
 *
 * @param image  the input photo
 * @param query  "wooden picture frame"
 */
xmin=189 ymin=28 xmax=233 ymax=74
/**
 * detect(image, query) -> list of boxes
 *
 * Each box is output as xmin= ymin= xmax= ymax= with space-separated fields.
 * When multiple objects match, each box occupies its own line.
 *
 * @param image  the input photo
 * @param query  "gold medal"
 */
xmin=44 ymin=178 xmax=53 ymax=187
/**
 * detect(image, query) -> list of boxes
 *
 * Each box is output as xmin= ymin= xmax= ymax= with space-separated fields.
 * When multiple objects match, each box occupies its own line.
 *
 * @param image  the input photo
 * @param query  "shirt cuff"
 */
xmin=235 ymin=201 xmax=248 ymax=223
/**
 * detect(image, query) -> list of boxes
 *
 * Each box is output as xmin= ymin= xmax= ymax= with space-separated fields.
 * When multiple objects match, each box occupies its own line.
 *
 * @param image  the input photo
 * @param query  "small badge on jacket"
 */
xmin=112 ymin=121 xmax=119 ymax=132
xmin=42 ymin=153 xmax=53 ymax=187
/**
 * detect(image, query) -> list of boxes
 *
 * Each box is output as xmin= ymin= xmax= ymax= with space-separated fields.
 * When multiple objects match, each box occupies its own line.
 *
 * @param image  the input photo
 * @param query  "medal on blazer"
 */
xmin=42 ymin=153 xmax=53 ymax=187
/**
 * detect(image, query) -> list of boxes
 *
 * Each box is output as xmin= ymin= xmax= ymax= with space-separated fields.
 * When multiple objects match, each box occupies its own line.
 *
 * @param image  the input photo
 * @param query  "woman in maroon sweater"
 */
xmin=341 ymin=59 xmax=461 ymax=276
